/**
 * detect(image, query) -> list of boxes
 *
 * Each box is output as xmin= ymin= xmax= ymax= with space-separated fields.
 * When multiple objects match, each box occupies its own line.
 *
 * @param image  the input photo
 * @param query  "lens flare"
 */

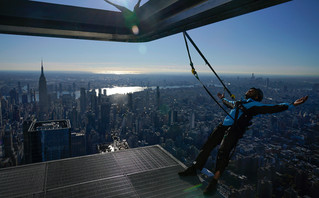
xmin=183 ymin=184 xmax=203 ymax=192
xmin=138 ymin=44 xmax=147 ymax=54
xmin=132 ymin=25 xmax=139 ymax=35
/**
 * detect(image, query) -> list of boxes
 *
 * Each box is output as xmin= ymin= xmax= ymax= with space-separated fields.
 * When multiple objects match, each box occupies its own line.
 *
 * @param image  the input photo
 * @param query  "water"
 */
xmin=95 ymin=86 xmax=148 ymax=96
xmin=32 ymin=85 xmax=195 ymax=101
xmin=94 ymin=85 xmax=195 ymax=97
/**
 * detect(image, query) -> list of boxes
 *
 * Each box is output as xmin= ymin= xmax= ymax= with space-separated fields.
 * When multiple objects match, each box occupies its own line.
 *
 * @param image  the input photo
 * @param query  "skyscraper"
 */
xmin=3 ymin=124 xmax=17 ymax=165
xmin=100 ymin=102 xmax=111 ymax=139
xmin=4 ymin=124 xmax=13 ymax=158
xmin=266 ymin=78 xmax=270 ymax=88
xmin=9 ymin=88 xmax=18 ymax=105
xmin=24 ymin=119 xmax=71 ymax=163
xmin=156 ymin=86 xmax=160 ymax=110
xmin=80 ymin=88 xmax=87 ymax=114
xmin=169 ymin=110 xmax=177 ymax=125
xmin=71 ymin=132 xmax=86 ymax=157
xmin=0 ymin=99 xmax=2 ymax=127
xmin=38 ymin=60 xmax=48 ymax=114
xmin=251 ymin=73 xmax=255 ymax=80
xmin=128 ymin=93 xmax=133 ymax=111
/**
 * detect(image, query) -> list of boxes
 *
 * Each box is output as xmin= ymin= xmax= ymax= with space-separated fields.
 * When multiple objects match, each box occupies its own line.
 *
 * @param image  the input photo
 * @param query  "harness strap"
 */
xmin=228 ymin=101 xmax=252 ymax=160
xmin=227 ymin=103 xmax=241 ymax=160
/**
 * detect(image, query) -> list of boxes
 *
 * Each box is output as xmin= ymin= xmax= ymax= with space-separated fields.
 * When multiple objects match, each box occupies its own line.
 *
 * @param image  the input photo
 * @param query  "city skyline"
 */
xmin=1 ymin=68 xmax=318 ymax=196
xmin=0 ymin=0 xmax=319 ymax=76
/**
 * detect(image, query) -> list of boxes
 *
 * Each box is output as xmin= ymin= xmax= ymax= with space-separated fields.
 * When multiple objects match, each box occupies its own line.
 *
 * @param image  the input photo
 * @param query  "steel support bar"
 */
xmin=0 ymin=0 xmax=291 ymax=42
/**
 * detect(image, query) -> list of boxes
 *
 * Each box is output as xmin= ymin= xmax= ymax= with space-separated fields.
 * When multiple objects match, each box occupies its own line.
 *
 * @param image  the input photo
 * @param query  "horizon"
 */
xmin=1 ymin=69 xmax=319 ymax=79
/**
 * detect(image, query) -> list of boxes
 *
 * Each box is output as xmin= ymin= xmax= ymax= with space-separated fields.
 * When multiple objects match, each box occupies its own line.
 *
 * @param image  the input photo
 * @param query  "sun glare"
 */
xmin=96 ymin=70 xmax=141 ymax=75
xmin=132 ymin=25 xmax=139 ymax=35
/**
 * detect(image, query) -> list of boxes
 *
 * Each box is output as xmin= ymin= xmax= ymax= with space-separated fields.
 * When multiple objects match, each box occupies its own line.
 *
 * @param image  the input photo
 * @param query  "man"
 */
xmin=178 ymin=87 xmax=308 ymax=195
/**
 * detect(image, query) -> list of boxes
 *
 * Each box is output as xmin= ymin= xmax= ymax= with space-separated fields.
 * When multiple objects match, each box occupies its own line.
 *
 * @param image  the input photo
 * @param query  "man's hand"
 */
xmin=217 ymin=93 xmax=224 ymax=99
xmin=293 ymin=96 xmax=308 ymax=106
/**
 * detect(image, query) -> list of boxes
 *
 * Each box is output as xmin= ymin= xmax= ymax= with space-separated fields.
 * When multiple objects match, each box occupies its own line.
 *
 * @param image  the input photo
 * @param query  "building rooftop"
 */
xmin=29 ymin=120 xmax=70 ymax=131
xmin=0 ymin=145 xmax=221 ymax=197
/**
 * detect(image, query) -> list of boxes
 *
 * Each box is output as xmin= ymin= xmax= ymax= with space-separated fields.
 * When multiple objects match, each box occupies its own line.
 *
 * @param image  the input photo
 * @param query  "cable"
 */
xmin=183 ymin=31 xmax=235 ymax=100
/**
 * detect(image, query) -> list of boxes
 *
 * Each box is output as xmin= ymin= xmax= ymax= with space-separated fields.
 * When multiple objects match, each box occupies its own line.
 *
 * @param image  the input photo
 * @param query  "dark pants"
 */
xmin=194 ymin=123 xmax=241 ymax=174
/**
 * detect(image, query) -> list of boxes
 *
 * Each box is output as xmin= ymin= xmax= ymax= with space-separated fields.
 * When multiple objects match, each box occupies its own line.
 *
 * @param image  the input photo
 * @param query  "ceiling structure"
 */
xmin=0 ymin=0 xmax=291 ymax=42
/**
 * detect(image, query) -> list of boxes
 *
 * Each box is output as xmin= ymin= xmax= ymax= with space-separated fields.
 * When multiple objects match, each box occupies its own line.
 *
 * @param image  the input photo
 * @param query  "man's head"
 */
xmin=245 ymin=87 xmax=263 ymax=101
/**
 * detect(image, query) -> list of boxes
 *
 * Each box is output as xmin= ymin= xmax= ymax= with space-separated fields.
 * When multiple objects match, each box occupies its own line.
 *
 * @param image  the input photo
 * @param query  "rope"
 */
xmin=198 ymin=78 xmax=235 ymax=120
xmin=183 ymin=32 xmax=197 ymax=76
xmin=183 ymin=31 xmax=235 ymax=100
xmin=183 ymin=32 xmax=234 ymax=120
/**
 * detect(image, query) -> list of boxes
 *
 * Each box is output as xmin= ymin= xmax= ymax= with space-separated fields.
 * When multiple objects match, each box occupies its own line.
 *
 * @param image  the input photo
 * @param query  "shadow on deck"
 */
xmin=0 ymin=145 xmax=223 ymax=197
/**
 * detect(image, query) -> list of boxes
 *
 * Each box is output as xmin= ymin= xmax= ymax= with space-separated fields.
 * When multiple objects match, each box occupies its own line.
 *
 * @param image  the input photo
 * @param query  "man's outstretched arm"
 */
xmin=293 ymin=96 xmax=308 ymax=106
xmin=218 ymin=93 xmax=235 ymax=109
xmin=248 ymin=96 xmax=308 ymax=115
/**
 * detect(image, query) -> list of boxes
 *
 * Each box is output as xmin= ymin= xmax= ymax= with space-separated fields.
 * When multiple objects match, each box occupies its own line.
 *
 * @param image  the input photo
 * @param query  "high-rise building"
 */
xmin=24 ymin=119 xmax=71 ymax=163
xmin=128 ymin=93 xmax=133 ymax=110
xmin=12 ymin=105 xmax=20 ymax=122
xmin=156 ymin=86 xmax=160 ymax=110
xmin=98 ymin=88 xmax=102 ymax=104
xmin=71 ymin=132 xmax=86 ymax=157
xmin=3 ymin=124 xmax=17 ymax=166
xmin=169 ymin=110 xmax=177 ymax=125
xmin=3 ymin=124 xmax=14 ymax=159
xmin=257 ymin=179 xmax=272 ymax=198
xmin=100 ymin=102 xmax=111 ymax=139
xmin=59 ymin=83 xmax=62 ymax=94
xmin=38 ymin=60 xmax=48 ymax=114
xmin=9 ymin=88 xmax=18 ymax=105
xmin=18 ymin=81 xmax=22 ymax=94
xmin=251 ymin=73 xmax=255 ymax=80
xmin=21 ymin=93 xmax=28 ymax=104
xmin=90 ymin=90 xmax=98 ymax=116
xmin=80 ymin=88 xmax=87 ymax=114
xmin=22 ymin=120 xmax=32 ymax=163
xmin=0 ymin=99 xmax=2 ymax=127
xmin=69 ymin=107 xmax=79 ymax=129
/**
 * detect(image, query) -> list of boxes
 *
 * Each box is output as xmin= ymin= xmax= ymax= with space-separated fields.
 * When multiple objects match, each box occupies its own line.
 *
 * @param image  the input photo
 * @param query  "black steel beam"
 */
xmin=0 ymin=0 xmax=291 ymax=42
xmin=139 ymin=0 xmax=292 ymax=42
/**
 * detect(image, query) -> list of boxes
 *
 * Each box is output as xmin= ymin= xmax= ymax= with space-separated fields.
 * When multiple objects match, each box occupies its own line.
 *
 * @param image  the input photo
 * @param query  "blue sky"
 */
xmin=0 ymin=0 xmax=318 ymax=76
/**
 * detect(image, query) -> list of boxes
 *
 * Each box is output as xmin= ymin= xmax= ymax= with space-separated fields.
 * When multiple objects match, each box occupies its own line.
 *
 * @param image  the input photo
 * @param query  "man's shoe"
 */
xmin=178 ymin=166 xmax=197 ymax=176
xmin=203 ymin=178 xmax=218 ymax=196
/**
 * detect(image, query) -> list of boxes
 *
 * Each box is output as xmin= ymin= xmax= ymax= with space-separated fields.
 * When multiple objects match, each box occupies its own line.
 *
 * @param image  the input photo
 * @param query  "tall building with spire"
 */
xmin=39 ymin=60 xmax=48 ymax=115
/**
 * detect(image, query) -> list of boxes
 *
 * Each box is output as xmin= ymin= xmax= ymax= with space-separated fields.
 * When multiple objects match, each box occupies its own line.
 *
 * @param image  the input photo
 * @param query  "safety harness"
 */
xmin=183 ymin=31 xmax=254 ymax=161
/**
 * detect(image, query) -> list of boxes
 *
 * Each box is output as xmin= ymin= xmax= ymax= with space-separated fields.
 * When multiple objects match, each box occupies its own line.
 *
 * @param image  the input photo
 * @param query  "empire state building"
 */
xmin=39 ymin=60 xmax=48 ymax=114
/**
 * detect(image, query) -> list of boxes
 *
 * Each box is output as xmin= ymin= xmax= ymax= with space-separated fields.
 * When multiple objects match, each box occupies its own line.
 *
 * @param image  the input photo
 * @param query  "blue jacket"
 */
xmin=222 ymin=98 xmax=294 ymax=126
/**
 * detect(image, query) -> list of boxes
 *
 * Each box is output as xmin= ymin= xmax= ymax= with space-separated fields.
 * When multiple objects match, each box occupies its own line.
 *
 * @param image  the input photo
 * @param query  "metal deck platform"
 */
xmin=0 ymin=145 xmax=218 ymax=198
